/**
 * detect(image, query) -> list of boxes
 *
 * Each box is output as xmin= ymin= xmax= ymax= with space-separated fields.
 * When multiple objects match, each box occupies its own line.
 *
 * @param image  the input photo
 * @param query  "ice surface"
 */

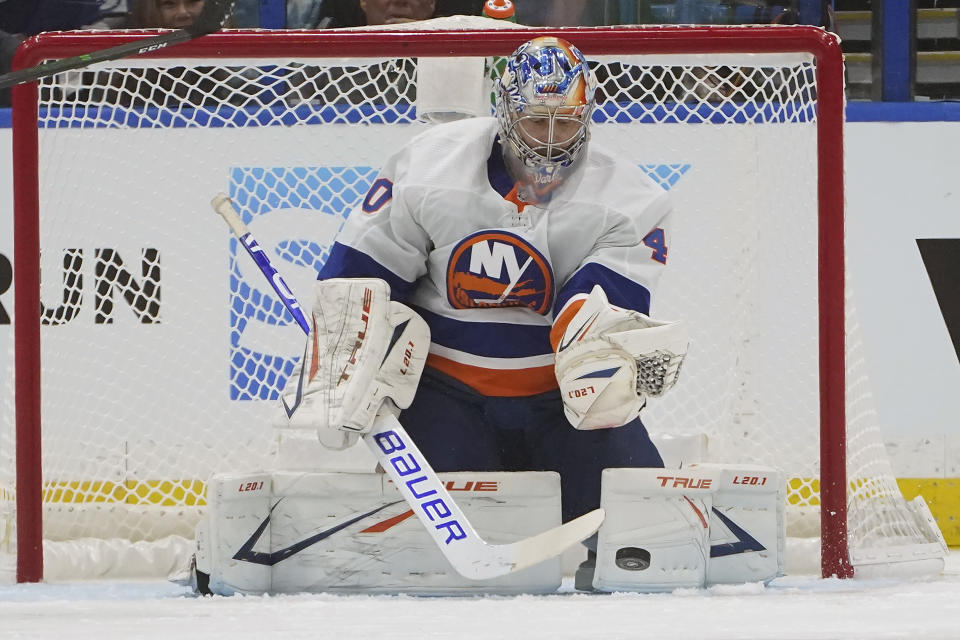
xmin=2 ymin=553 xmax=959 ymax=640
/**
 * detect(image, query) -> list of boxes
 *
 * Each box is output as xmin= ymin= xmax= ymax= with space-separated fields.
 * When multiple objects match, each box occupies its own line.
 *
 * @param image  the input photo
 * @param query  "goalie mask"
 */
xmin=495 ymin=36 xmax=596 ymax=191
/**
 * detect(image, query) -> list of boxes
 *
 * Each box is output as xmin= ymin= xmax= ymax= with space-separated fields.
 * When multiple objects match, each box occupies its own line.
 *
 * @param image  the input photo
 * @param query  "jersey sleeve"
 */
xmin=550 ymin=187 xmax=672 ymax=346
xmin=317 ymin=147 xmax=431 ymax=302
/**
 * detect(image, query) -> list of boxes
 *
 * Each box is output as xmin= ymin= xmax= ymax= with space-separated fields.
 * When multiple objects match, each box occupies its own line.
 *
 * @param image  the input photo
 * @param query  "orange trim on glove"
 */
xmin=549 ymin=298 xmax=586 ymax=352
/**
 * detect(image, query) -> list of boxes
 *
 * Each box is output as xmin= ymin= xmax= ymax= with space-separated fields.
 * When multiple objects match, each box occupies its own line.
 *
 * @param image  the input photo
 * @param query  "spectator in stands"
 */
xmin=307 ymin=0 xmax=434 ymax=27
xmin=0 ymin=0 xmax=105 ymax=33
xmin=283 ymin=0 xmax=483 ymax=107
xmin=360 ymin=0 xmax=436 ymax=24
xmin=437 ymin=0 xmax=484 ymax=17
xmin=287 ymin=0 xmax=324 ymax=28
xmin=512 ymin=1 xmax=595 ymax=26
xmin=58 ymin=0 xmax=238 ymax=108
xmin=152 ymin=0 xmax=206 ymax=28
xmin=115 ymin=0 xmax=212 ymax=29
xmin=0 ymin=0 xmax=130 ymax=106
xmin=93 ymin=0 xmax=229 ymax=30
xmin=287 ymin=0 xmax=359 ymax=27
xmin=288 ymin=0 xmax=483 ymax=28
xmin=20 ymin=0 xmax=215 ymax=30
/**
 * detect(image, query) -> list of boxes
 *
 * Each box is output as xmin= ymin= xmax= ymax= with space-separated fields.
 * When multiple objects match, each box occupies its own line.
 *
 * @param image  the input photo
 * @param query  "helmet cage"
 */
xmin=500 ymin=103 xmax=590 ymax=174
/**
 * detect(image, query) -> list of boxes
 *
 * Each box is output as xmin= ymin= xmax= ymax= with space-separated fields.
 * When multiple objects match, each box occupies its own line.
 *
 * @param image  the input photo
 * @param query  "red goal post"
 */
xmin=5 ymin=24 xmax=942 ymax=584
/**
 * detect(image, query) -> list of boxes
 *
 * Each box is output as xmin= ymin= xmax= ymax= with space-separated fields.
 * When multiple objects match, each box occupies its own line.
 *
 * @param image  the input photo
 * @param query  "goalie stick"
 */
xmin=0 ymin=0 xmax=233 ymax=90
xmin=211 ymin=193 xmax=604 ymax=580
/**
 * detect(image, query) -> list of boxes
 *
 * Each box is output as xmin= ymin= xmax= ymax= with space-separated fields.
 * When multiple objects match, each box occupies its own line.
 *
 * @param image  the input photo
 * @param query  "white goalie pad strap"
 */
xmin=281 ymin=278 xmax=430 ymax=450
xmin=197 ymin=471 xmax=564 ymax=596
xmin=593 ymin=465 xmax=784 ymax=592
xmin=554 ymin=285 xmax=687 ymax=429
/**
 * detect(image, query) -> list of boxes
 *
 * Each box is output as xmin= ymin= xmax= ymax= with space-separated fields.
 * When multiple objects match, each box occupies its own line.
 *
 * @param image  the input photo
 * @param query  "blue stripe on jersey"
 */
xmin=555 ymin=263 xmax=652 ymax=316
xmin=318 ymin=242 xmax=418 ymax=301
xmin=413 ymin=306 xmax=553 ymax=359
xmin=486 ymin=140 xmax=514 ymax=198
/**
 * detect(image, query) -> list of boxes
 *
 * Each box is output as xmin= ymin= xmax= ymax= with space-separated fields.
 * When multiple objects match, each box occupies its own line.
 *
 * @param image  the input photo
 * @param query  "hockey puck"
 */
xmin=615 ymin=547 xmax=651 ymax=571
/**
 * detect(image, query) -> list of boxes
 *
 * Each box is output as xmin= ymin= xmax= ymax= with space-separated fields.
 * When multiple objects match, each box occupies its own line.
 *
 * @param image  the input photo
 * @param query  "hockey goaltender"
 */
xmin=181 ymin=36 xmax=784 ymax=596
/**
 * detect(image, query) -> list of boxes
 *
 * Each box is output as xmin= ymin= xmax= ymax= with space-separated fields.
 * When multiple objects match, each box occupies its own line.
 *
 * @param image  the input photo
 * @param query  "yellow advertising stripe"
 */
xmin=897 ymin=479 xmax=960 ymax=546
xmin=787 ymin=477 xmax=821 ymax=505
xmin=4 ymin=477 xmax=828 ymax=506
xmin=4 ymin=477 xmax=958 ymax=545
xmin=37 ymin=479 xmax=207 ymax=507
xmin=789 ymin=477 xmax=960 ymax=546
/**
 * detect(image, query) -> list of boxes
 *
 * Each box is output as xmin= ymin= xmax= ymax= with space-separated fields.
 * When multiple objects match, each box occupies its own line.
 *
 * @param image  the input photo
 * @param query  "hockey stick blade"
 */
xmin=211 ymin=192 xmax=605 ymax=580
xmin=0 ymin=0 xmax=233 ymax=90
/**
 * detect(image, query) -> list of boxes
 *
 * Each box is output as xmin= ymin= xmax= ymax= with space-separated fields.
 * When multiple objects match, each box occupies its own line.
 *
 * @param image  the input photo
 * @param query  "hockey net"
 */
xmin=2 ymin=20 xmax=946 ymax=583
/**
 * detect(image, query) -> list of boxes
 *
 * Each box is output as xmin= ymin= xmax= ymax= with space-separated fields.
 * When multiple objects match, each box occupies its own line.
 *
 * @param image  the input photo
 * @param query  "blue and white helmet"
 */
xmin=495 ymin=36 xmax=596 ymax=186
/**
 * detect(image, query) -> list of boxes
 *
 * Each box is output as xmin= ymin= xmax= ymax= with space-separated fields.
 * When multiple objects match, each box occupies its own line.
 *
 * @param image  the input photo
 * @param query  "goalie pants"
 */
xmin=399 ymin=368 xmax=664 ymax=523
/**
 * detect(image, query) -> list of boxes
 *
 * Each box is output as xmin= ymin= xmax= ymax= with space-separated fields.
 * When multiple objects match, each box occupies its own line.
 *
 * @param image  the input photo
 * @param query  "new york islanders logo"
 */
xmin=446 ymin=230 xmax=554 ymax=315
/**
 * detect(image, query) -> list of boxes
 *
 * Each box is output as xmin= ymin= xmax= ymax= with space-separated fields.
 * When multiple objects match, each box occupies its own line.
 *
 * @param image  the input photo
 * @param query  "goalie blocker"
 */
xmin=281 ymin=277 xmax=430 ymax=450
xmin=189 ymin=464 xmax=782 ymax=594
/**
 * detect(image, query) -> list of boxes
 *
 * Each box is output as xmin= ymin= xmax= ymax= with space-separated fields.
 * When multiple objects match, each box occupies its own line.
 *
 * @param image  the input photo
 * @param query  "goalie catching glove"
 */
xmin=281 ymin=278 xmax=430 ymax=450
xmin=552 ymin=285 xmax=688 ymax=430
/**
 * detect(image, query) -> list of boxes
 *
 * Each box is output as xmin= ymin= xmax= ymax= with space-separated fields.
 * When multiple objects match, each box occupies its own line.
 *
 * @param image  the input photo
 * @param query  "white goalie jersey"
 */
xmin=319 ymin=116 xmax=673 ymax=397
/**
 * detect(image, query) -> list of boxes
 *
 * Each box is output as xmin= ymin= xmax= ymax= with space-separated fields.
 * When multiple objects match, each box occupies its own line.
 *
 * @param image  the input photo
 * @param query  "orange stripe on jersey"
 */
xmin=549 ymin=298 xmax=586 ymax=352
xmin=504 ymin=181 xmax=566 ymax=212
xmin=427 ymin=354 xmax=557 ymax=397
xmin=503 ymin=183 xmax=528 ymax=213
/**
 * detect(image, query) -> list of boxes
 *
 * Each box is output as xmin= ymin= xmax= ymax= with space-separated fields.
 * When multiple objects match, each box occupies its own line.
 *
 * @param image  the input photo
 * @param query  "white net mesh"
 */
xmin=1 ymin=26 xmax=944 ymax=581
